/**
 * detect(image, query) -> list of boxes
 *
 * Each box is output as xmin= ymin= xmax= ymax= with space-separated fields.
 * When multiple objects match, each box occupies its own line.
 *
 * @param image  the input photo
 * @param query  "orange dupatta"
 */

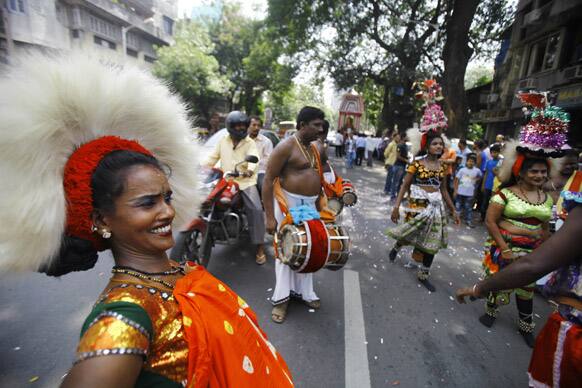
xmin=173 ymin=266 xmax=294 ymax=387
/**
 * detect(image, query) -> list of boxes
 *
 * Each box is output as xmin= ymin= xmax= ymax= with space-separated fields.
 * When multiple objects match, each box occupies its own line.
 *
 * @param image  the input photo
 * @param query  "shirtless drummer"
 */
xmin=263 ymin=106 xmax=326 ymax=323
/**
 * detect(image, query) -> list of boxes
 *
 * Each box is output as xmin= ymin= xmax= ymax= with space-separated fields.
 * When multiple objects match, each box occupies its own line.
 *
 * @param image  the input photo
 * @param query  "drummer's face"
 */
xmin=102 ymin=165 xmax=176 ymax=256
xmin=301 ymin=118 xmax=324 ymax=142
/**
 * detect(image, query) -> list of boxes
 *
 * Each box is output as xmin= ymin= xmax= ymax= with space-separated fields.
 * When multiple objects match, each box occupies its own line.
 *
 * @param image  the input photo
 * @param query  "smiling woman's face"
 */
xmin=101 ymin=164 xmax=176 ymax=255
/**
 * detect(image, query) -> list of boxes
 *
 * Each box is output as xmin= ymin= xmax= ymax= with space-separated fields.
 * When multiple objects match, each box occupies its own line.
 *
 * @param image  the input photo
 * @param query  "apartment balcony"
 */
xmin=122 ymin=0 xmax=154 ymax=18
xmin=64 ymin=0 xmax=170 ymax=44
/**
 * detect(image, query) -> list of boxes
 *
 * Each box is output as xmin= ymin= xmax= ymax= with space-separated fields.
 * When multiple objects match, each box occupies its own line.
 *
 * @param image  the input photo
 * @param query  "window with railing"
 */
xmin=94 ymin=35 xmax=116 ymax=50
xmin=6 ymin=0 xmax=25 ymax=14
xmin=126 ymin=31 xmax=139 ymax=49
xmin=88 ymin=14 xmax=119 ymax=41
xmin=522 ymin=32 xmax=562 ymax=76
xmin=163 ymin=16 xmax=173 ymax=35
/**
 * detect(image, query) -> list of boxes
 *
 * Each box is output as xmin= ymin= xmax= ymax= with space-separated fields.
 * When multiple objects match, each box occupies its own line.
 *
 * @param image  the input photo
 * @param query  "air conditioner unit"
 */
xmin=518 ymin=78 xmax=537 ymax=89
xmin=523 ymin=9 xmax=543 ymax=26
xmin=563 ymin=65 xmax=582 ymax=81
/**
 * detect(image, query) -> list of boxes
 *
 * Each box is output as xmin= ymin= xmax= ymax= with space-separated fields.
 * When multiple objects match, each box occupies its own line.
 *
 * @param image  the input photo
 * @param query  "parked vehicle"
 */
xmin=170 ymin=155 xmax=259 ymax=267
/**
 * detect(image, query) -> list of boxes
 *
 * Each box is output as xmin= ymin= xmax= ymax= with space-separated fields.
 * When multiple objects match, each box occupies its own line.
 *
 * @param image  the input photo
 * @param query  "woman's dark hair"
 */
xmin=91 ymin=150 xmax=166 ymax=214
xmin=499 ymin=156 xmax=550 ymax=190
xmin=40 ymin=150 xmax=166 ymax=277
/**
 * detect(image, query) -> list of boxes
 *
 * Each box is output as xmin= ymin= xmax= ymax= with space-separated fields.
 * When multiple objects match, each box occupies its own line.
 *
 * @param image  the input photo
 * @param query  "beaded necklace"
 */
xmin=517 ymin=183 xmax=543 ymax=205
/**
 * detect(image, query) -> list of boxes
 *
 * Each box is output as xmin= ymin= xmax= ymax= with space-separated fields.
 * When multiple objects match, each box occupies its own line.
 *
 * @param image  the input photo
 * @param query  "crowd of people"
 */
xmin=1 ymin=53 xmax=581 ymax=388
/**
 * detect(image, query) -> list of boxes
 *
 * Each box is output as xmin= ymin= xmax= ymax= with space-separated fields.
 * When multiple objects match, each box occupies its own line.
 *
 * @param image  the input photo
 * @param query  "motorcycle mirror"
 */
xmin=245 ymin=155 xmax=259 ymax=164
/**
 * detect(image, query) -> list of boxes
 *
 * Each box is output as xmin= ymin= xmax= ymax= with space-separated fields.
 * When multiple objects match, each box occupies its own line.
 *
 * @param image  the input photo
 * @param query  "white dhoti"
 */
xmin=271 ymin=189 xmax=320 ymax=305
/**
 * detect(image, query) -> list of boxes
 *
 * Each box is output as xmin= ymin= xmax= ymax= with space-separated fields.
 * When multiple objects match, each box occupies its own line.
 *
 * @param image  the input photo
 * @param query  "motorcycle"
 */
xmin=170 ymin=155 xmax=259 ymax=267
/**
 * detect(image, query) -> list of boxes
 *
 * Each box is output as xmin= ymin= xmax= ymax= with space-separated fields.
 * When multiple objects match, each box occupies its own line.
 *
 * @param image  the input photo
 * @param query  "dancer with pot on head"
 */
xmin=387 ymin=80 xmax=460 ymax=292
xmin=456 ymin=95 xmax=579 ymax=385
xmin=476 ymin=92 xmax=571 ymax=348
xmin=0 ymin=53 xmax=293 ymax=387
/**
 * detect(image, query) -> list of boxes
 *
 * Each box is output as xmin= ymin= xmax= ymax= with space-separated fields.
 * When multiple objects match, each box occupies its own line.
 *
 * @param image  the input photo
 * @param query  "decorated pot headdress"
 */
xmin=0 ymin=52 xmax=201 ymax=272
xmin=407 ymin=79 xmax=448 ymax=156
xmin=498 ymin=91 xmax=569 ymax=182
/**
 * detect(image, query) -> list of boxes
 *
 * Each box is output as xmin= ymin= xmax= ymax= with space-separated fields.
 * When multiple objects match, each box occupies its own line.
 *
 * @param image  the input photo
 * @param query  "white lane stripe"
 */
xmin=344 ymin=270 xmax=371 ymax=388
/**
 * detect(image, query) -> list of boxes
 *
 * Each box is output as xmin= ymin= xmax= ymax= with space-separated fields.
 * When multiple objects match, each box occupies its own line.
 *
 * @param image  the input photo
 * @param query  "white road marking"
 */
xmin=344 ymin=270 xmax=371 ymax=388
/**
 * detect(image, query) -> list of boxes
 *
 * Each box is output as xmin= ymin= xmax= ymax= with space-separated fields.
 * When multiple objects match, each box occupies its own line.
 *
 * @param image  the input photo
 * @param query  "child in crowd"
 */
xmin=480 ymin=143 xmax=502 ymax=221
xmin=454 ymin=153 xmax=482 ymax=228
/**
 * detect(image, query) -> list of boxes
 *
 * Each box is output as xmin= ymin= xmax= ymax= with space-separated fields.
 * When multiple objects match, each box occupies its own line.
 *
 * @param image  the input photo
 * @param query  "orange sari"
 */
xmin=174 ymin=265 xmax=294 ymax=387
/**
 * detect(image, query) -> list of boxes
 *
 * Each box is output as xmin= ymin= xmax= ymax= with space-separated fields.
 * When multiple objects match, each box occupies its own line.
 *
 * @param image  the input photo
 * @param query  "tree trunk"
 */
xmin=442 ymin=0 xmax=480 ymax=138
xmin=378 ymin=82 xmax=393 ymax=134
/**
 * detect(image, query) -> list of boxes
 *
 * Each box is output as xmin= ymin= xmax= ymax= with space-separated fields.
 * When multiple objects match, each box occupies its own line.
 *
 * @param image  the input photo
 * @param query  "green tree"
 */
xmin=267 ymin=0 xmax=513 ymax=135
xmin=207 ymin=3 xmax=296 ymax=114
xmin=153 ymin=21 xmax=230 ymax=121
xmin=467 ymin=123 xmax=484 ymax=142
xmin=264 ymin=82 xmax=334 ymax=125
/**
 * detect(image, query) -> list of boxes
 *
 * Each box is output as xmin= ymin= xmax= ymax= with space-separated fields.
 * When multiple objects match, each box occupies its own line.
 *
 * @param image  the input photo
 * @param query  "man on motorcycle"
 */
xmin=262 ymin=106 xmax=326 ymax=323
xmin=204 ymin=111 xmax=266 ymax=264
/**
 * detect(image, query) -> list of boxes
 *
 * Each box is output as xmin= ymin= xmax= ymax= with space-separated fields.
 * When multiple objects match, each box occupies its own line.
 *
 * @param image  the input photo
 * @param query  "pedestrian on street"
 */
xmin=480 ymin=143 xmax=502 ymax=221
xmin=453 ymin=153 xmax=482 ymax=228
xmin=383 ymin=132 xmax=399 ymax=194
xmin=457 ymin=169 xmax=582 ymax=387
xmin=387 ymin=130 xmax=460 ymax=292
xmin=387 ymin=133 xmax=408 ymax=200
xmin=0 ymin=52 xmax=294 ymax=388
xmin=345 ymin=133 xmax=356 ymax=169
xmin=454 ymin=138 xmax=472 ymax=166
xmin=355 ymin=133 xmax=367 ymax=166
xmin=335 ymin=130 xmax=344 ymax=157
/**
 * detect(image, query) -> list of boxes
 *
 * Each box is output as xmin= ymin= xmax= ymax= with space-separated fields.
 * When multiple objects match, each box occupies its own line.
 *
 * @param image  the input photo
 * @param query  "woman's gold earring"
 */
xmin=102 ymin=230 xmax=111 ymax=239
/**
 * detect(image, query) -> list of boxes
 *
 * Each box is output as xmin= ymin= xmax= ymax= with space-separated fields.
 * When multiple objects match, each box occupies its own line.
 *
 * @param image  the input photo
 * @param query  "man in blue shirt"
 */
xmin=480 ymin=143 xmax=502 ymax=221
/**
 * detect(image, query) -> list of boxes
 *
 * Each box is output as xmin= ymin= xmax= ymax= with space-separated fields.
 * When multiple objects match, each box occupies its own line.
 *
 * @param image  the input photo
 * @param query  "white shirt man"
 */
xmin=248 ymin=116 xmax=273 ymax=195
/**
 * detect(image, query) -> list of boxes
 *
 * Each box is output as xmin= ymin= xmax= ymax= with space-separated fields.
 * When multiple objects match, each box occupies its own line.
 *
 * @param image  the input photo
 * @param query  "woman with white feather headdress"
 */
xmin=0 ymin=52 xmax=293 ymax=387
xmin=386 ymin=80 xmax=460 ymax=292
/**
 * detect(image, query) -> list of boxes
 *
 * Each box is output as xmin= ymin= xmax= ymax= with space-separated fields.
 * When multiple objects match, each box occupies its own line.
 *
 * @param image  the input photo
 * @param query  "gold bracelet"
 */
xmin=501 ymin=248 xmax=512 ymax=253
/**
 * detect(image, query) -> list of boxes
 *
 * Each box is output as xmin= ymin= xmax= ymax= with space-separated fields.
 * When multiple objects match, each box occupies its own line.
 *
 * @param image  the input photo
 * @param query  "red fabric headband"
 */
xmin=511 ymin=153 xmax=551 ymax=178
xmin=512 ymin=153 xmax=525 ymax=178
xmin=63 ymin=136 xmax=152 ymax=250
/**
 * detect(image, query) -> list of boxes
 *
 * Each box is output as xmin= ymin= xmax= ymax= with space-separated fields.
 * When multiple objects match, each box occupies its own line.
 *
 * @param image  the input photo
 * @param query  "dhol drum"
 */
xmin=341 ymin=179 xmax=357 ymax=207
xmin=327 ymin=197 xmax=344 ymax=217
xmin=277 ymin=220 xmax=350 ymax=273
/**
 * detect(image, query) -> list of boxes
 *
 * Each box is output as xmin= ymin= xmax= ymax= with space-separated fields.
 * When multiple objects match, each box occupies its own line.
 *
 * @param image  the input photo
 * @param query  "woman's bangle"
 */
xmin=501 ymin=248 xmax=512 ymax=253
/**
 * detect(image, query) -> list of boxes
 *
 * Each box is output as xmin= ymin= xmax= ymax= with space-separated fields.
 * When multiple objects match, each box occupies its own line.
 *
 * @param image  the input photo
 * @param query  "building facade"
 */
xmin=479 ymin=0 xmax=582 ymax=147
xmin=1 ymin=0 xmax=177 ymax=67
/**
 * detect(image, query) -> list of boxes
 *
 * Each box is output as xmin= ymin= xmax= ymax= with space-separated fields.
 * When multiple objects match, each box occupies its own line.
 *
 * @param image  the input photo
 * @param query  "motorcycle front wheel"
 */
xmin=170 ymin=227 xmax=213 ymax=267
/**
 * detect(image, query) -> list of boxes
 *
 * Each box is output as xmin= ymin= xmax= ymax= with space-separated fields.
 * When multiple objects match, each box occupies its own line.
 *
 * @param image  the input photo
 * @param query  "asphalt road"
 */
xmin=0 ymin=154 xmax=553 ymax=387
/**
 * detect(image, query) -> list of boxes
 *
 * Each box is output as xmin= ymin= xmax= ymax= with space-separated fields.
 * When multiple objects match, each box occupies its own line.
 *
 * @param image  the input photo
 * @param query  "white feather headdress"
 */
xmin=0 ymin=52 xmax=201 ymax=272
xmin=497 ymin=139 xmax=518 ymax=184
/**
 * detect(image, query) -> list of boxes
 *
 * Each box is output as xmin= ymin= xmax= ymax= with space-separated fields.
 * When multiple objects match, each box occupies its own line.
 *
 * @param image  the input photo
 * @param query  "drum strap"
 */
xmin=311 ymin=144 xmax=344 ymax=198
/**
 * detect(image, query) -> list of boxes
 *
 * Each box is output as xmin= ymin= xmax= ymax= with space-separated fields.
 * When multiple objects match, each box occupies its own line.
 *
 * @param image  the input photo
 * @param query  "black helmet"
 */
xmin=226 ymin=111 xmax=250 ymax=141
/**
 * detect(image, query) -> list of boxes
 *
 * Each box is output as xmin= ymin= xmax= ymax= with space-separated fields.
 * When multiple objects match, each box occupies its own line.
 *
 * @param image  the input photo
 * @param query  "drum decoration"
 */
xmin=327 ymin=197 xmax=344 ymax=217
xmin=276 ymin=220 xmax=350 ymax=273
xmin=341 ymin=179 xmax=357 ymax=207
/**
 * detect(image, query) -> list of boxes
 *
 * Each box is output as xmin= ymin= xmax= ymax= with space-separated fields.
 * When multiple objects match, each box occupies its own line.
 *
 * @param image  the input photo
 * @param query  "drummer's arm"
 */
xmin=262 ymin=142 xmax=290 ymax=233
